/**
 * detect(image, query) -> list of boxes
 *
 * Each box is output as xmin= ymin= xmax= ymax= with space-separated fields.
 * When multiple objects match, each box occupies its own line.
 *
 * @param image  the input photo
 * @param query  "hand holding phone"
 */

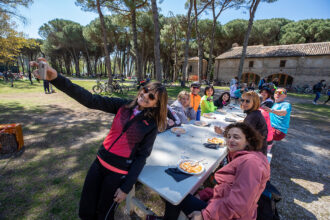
xmin=38 ymin=61 xmax=48 ymax=80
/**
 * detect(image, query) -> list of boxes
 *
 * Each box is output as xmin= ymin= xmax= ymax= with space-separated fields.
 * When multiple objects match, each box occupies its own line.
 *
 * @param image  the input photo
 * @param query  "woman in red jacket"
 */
xmin=30 ymin=58 xmax=168 ymax=220
xmin=163 ymin=123 xmax=270 ymax=220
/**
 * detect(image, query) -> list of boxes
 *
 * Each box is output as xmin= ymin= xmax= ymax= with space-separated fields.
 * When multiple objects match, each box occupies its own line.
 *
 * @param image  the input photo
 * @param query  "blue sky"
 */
xmin=14 ymin=0 xmax=330 ymax=39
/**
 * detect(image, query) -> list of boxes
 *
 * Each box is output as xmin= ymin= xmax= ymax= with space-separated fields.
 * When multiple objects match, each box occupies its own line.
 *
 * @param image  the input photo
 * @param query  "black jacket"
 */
xmin=51 ymin=74 xmax=158 ymax=193
xmin=244 ymin=110 xmax=268 ymax=155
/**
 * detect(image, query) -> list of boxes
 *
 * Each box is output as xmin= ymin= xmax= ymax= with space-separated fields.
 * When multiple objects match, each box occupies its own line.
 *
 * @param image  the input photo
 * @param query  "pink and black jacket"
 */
xmin=51 ymin=74 xmax=158 ymax=193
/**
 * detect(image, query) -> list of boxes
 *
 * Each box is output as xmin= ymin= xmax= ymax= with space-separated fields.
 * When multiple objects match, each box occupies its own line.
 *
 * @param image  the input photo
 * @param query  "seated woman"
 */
xmin=170 ymin=91 xmax=196 ymax=124
xmin=260 ymin=87 xmax=274 ymax=108
xmin=240 ymin=91 xmax=268 ymax=155
xmin=216 ymin=91 xmax=268 ymax=155
xmin=214 ymin=92 xmax=230 ymax=109
xmin=163 ymin=123 xmax=270 ymax=220
xmin=200 ymin=85 xmax=216 ymax=115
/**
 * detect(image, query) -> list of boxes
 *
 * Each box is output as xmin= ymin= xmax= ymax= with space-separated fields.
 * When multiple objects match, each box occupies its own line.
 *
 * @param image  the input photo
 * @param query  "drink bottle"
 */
xmin=196 ymin=105 xmax=201 ymax=121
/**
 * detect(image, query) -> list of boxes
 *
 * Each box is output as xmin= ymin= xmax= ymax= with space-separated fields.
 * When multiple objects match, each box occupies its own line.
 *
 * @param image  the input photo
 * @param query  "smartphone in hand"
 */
xmin=38 ymin=61 xmax=48 ymax=80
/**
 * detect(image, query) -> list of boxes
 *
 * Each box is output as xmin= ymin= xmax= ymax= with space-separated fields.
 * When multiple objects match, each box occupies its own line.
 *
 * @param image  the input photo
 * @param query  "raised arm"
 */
xmin=30 ymin=58 xmax=128 ymax=114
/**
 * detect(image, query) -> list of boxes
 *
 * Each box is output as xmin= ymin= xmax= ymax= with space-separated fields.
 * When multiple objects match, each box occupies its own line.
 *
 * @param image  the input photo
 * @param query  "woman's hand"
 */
xmin=214 ymin=126 xmax=223 ymax=135
xmin=188 ymin=211 xmax=203 ymax=220
xmin=113 ymin=188 xmax=127 ymax=203
xmin=261 ymin=106 xmax=271 ymax=113
xmin=30 ymin=57 xmax=58 ymax=81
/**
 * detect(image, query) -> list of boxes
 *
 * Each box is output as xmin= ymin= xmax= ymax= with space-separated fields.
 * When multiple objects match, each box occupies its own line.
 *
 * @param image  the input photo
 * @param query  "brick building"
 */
xmin=214 ymin=42 xmax=330 ymax=86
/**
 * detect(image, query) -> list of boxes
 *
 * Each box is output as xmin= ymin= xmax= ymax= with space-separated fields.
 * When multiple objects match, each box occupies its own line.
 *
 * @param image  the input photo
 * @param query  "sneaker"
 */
xmin=312 ymin=101 xmax=317 ymax=105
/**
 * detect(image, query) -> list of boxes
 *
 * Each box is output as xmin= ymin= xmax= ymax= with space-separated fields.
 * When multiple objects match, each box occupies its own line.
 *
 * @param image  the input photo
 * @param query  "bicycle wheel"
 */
xmin=92 ymin=85 xmax=103 ymax=94
xmin=104 ymin=84 xmax=114 ymax=93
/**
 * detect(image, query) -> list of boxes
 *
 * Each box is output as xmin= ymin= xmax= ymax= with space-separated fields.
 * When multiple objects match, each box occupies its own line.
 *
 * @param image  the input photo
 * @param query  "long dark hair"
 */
xmin=204 ymin=85 xmax=214 ymax=96
xmin=223 ymin=123 xmax=263 ymax=151
xmin=219 ymin=92 xmax=231 ymax=104
xmin=127 ymin=82 xmax=168 ymax=132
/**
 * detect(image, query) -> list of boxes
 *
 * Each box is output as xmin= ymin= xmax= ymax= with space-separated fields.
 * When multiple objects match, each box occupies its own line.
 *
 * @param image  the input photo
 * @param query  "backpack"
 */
xmin=257 ymin=181 xmax=281 ymax=220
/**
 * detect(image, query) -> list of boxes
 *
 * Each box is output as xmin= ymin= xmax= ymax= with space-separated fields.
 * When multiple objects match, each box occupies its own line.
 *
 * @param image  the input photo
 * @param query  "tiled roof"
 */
xmin=216 ymin=42 xmax=330 ymax=59
xmin=188 ymin=57 xmax=207 ymax=62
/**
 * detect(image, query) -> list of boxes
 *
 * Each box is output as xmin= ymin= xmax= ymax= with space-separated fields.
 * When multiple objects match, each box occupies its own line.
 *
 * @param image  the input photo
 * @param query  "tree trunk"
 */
xmin=173 ymin=26 xmax=178 ymax=82
xmin=237 ymin=0 xmax=260 ymax=82
xmin=131 ymin=3 xmax=142 ymax=81
xmin=19 ymin=55 xmax=25 ymax=74
xmin=207 ymin=1 xmax=216 ymax=81
xmin=72 ymin=48 xmax=80 ymax=77
xmin=151 ymin=0 xmax=162 ymax=81
xmin=182 ymin=0 xmax=193 ymax=87
xmin=194 ymin=0 xmax=204 ymax=82
xmin=96 ymin=0 xmax=112 ymax=84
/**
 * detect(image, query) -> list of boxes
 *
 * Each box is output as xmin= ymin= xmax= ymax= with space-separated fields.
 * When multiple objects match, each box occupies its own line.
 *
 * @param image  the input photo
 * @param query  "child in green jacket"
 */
xmin=201 ymin=85 xmax=216 ymax=115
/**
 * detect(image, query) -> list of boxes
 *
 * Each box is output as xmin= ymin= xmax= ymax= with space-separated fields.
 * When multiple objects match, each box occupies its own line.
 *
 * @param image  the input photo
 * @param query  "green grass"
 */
xmin=293 ymin=103 xmax=330 ymax=121
xmin=288 ymin=92 xmax=328 ymax=102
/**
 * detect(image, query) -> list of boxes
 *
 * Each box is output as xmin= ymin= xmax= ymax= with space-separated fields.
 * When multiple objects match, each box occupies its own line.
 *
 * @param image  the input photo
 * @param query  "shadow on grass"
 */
xmin=0 ymin=102 xmax=113 ymax=219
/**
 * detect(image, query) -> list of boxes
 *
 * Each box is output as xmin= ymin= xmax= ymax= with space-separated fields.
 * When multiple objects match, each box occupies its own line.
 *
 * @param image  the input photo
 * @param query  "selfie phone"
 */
xmin=38 ymin=61 xmax=48 ymax=80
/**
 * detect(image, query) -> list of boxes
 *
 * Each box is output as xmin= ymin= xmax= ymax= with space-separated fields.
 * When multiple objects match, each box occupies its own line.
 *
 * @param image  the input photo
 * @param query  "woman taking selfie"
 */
xmin=163 ymin=123 xmax=270 ymax=220
xmin=30 ymin=58 xmax=168 ymax=220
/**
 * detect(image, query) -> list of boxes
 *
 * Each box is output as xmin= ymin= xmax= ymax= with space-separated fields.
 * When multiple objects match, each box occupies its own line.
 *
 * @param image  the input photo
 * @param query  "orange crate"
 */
xmin=0 ymin=124 xmax=24 ymax=150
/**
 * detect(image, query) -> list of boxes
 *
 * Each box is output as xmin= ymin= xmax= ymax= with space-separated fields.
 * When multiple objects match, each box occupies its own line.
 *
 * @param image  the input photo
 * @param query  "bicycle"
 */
xmin=92 ymin=79 xmax=113 ymax=94
xmin=111 ymin=80 xmax=129 ymax=94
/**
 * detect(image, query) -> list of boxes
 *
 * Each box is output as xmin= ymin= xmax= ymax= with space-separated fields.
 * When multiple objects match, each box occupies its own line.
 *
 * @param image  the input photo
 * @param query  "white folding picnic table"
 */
xmin=126 ymin=106 xmax=244 ymax=216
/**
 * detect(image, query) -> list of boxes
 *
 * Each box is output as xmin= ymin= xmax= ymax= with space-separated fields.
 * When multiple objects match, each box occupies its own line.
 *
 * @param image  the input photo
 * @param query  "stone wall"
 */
xmin=214 ymin=55 xmax=330 ymax=86
xmin=187 ymin=59 xmax=208 ymax=80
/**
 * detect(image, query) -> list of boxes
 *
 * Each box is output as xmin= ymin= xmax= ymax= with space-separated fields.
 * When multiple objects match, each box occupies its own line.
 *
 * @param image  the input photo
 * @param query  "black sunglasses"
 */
xmin=192 ymin=86 xmax=200 ymax=89
xmin=142 ymin=87 xmax=156 ymax=100
xmin=240 ymin=98 xmax=251 ymax=104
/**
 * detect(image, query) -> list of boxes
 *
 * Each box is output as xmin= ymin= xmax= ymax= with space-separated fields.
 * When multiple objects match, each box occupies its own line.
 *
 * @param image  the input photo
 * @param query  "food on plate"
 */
xmin=171 ymin=127 xmax=186 ymax=134
xmin=179 ymin=161 xmax=203 ymax=174
xmin=207 ymin=137 xmax=224 ymax=145
xmin=194 ymin=121 xmax=209 ymax=126
xmin=203 ymin=113 xmax=216 ymax=119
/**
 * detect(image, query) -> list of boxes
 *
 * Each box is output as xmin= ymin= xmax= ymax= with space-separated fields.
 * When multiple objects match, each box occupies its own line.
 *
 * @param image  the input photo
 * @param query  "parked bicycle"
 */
xmin=92 ymin=79 xmax=113 ymax=94
xmin=112 ymin=80 xmax=129 ymax=94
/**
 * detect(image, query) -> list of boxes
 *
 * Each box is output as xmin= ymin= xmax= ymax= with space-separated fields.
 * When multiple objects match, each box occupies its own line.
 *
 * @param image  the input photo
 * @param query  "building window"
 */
xmin=280 ymin=60 xmax=286 ymax=67
xmin=188 ymin=65 xmax=193 ymax=73
xmin=249 ymin=61 xmax=254 ymax=68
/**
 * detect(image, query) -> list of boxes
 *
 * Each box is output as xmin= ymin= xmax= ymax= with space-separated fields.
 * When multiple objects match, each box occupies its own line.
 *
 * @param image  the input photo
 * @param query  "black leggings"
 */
xmin=163 ymin=194 xmax=207 ymax=220
xmin=79 ymin=159 xmax=126 ymax=220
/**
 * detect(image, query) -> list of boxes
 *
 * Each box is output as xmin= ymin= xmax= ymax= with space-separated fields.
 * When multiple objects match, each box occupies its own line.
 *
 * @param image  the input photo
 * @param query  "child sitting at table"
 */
xmin=162 ymin=123 xmax=270 ymax=220
xmin=214 ymin=92 xmax=231 ymax=109
xmin=200 ymin=85 xmax=216 ymax=115
xmin=170 ymin=91 xmax=196 ymax=124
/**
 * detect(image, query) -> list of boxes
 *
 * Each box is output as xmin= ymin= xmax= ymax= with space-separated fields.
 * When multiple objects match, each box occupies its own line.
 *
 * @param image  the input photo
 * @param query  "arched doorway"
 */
xmin=242 ymin=72 xmax=260 ymax=84
xmin=267 ymin=73 xmax=293 ymax=87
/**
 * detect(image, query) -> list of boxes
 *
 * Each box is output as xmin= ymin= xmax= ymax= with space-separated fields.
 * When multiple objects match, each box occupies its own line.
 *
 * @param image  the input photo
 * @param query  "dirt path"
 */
xmin=0 ymin=91 xmax=329 ymax=219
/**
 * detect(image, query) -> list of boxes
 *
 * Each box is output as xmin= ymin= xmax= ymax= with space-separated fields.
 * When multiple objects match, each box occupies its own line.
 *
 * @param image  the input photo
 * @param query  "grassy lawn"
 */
xmin=288 ymin=92 xmax=328 ymax=102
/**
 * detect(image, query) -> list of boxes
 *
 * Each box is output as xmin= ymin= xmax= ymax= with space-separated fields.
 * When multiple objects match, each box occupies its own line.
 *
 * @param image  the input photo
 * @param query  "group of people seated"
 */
xmin=157 ymin=81 xmax=291 ymax=220
xmin=30 ymin=57 xmax=289 ymax=220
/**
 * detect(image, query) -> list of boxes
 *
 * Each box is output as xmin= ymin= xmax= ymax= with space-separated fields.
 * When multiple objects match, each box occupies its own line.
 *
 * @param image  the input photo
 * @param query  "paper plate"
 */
xmin=177 ymin=159 xmax=205 ymax=175
xmin=203 ymin=113 xmax=216 ymax=119
xmin=207 ymin=137 xmax=225 ymax=145
xmin=225 ymin=117 xmax=237 ymax=122
xmin=171 ymin=127 xmax=186 ymax=134
xmin=194 ymin=121 xmax=209 ymax=127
